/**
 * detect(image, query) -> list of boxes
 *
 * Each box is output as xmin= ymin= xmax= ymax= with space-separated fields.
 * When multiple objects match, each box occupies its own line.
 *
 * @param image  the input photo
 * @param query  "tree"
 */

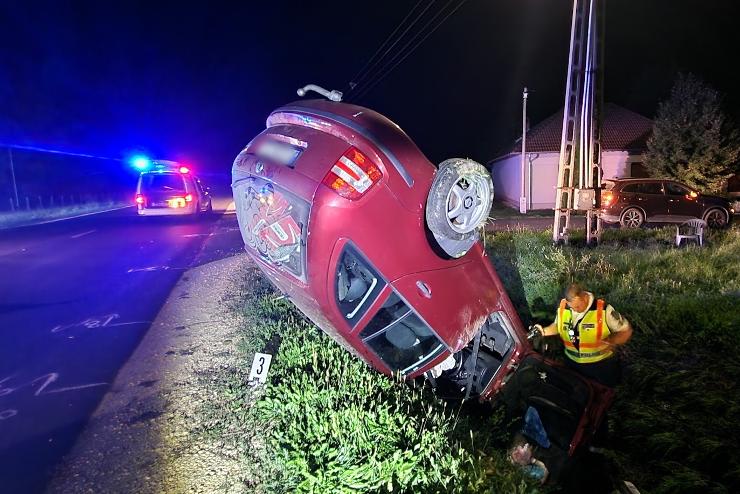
xmin=644 ymin=73 xmax=740 ymax=194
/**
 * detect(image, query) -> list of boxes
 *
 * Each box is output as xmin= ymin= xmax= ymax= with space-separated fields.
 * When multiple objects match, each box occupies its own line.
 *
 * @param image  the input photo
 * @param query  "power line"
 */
xmin=352 ymin=0 xmax=469 ymax=102
xmin=346 ymin=0 xmax=428 ymax=93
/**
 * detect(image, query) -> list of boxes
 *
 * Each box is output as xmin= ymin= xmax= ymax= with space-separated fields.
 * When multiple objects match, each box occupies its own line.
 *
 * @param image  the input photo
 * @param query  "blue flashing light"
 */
xmin=131 ymin=155 xmax=152 ymax=171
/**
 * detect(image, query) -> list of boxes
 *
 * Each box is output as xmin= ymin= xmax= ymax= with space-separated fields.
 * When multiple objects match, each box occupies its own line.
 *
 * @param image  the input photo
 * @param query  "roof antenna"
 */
xmin=296 ymin=84 xmax=343 ymax=102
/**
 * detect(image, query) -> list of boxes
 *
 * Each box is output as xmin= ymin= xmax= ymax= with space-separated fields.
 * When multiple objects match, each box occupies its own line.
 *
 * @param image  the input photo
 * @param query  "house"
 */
xmin=488 ymin=104 xmax=653 ymax=210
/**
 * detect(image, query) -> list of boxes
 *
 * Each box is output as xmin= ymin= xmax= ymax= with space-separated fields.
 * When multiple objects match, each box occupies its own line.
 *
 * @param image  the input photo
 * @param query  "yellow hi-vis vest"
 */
xmin=557 ymin=298 xmax=613 ymax=364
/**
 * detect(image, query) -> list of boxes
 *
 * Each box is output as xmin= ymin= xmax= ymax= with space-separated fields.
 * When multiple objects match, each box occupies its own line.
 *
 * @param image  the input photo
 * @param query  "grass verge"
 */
xmin=486 ymin=225 xmax=740 ymax=493
xmin=198 ymin=225 xmax=739 ymax=493
xmin=195 ymin=268 xmax=534 ymax=493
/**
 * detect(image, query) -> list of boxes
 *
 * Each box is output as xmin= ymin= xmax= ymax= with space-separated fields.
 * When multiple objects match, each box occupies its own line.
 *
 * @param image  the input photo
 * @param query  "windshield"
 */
xmin=142 ymin=173 xmax=186 ymax=192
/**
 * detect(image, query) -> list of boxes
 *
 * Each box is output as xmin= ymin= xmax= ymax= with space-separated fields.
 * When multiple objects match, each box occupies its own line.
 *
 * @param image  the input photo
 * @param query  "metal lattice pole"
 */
xmin=552 ymin=0 xmax=604 ymax=245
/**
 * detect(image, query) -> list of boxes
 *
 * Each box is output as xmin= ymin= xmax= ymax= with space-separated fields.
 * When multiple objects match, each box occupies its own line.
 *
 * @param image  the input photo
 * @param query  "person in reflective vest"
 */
xmin=533 ymin=283 xmax=632 ymax=387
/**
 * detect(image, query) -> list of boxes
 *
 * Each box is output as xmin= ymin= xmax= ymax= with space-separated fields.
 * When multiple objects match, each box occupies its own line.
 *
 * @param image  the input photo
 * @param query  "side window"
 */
xmin=622 ymin=183 xmax=661 ymax=194
xmin=637 ymin=183 xmax=663 ymax=194
xmin=664 ymin=183 xmax=689 ymax=196
xmin=335 ymin=244 xmax=385 ymax=326
xmin=622 ymin=184 xmax=640 ymax=193
xmin=359 ymin=292 xmax=445 ymax=374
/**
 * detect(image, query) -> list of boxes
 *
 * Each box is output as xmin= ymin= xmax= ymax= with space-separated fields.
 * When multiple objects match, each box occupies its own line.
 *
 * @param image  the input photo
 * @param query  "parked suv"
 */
xmin=232 ymin=99 xmax=612 ymax=457
xmin=601 ymin=178 xmax=733 ymax=228
xmin=135 ymin=161 xmax=212 ymax=217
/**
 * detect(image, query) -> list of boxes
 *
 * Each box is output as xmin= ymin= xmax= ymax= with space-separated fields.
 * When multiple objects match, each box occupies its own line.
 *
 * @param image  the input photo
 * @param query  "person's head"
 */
xmin=509 ymin=441 xmax=533 ymax=465
xmin=565 ymin=283 xmax=590 ymax=312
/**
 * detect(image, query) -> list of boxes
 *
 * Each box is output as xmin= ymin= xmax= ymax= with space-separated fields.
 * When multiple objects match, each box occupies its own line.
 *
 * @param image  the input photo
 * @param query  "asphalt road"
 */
xmin=0 ymin=201 xmax=243 ymax=493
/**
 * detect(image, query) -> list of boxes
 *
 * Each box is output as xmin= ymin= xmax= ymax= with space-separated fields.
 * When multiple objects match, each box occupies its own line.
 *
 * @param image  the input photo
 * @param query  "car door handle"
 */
xmin=416 ymin=281 xmax=432 ymax=299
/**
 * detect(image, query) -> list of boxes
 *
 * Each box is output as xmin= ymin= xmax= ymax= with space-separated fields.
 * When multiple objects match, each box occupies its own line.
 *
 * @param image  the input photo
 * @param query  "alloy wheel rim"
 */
xmin=624 ymin=210 xmax=641 ymax=227
xmin=706 ymin=210 xmax=725 ymax=228
xmin=445 ymin=175 xmax=491 ymax=234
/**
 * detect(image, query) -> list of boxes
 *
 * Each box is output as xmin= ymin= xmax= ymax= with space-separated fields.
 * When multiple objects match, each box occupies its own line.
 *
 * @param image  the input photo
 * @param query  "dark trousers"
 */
xmin=564 ymin=354 xmax=621 ymax=388
xmin=565 ymin=355 xmax=621 ymax=446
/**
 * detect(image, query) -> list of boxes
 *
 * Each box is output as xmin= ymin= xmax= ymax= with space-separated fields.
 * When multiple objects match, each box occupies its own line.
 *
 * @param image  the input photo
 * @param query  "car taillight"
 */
xmin=602 ymin=191 xmax=617 ymax=207
xmin=135 ymin=194 xmax=145 ymax=204
xmin=322 ymin=147 xmax=382 ymax=200
xmin=184 ymin=194 xmax=193 ymax=202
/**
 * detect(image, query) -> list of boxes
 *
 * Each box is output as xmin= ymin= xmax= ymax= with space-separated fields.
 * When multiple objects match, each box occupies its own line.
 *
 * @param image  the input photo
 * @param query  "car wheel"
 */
xmin=426 ymin=158 xmax=494 ymax=258
xmin=620 ymin=207 xmax=644 ymax=228
xmin=703 ymin=208 xmax=728 ymax=228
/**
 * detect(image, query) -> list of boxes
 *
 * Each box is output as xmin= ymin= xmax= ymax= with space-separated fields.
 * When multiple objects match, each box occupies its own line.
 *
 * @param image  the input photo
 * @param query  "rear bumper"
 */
xmin=137 ymin=205 xmax=196 ymax=216
xmin=600 ymin=212 xmax=620 ymax=224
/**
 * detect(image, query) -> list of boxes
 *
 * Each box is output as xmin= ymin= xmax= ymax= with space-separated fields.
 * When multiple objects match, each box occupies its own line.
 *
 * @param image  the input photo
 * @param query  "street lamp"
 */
xmin=520 ymin=87 xmax=529 ymax=214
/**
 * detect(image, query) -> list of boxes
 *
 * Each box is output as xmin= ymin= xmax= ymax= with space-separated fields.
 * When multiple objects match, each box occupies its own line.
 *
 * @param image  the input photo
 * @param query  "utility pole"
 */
xmin=552 ymin=0 xmax=604 ymax=245
xmin=520 ymin=87 xmax=529 ymax=214
xmin=8 ymin=148 xmax=19 ymax=209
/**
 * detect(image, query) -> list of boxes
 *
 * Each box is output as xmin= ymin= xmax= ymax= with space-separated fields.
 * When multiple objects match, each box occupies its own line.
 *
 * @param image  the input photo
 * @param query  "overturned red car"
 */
xmin=232 ymin=98 xmax=612 ymax=456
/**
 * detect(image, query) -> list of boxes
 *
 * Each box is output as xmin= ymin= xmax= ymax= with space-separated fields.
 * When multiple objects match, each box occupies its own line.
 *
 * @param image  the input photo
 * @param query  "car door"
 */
xmin=621 ymin=182 xmax=665 ymax=221
xmin=664 ymin=181 xmax=701 ymax=220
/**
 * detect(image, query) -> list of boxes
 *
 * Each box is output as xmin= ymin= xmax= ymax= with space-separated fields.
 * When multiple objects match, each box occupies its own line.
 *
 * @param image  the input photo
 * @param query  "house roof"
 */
xmin=490 ymin=103 xmax=653 ymax=163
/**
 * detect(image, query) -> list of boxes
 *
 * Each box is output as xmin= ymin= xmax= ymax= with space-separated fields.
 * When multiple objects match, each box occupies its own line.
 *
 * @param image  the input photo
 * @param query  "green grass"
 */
xmin=197 ymin=268 xmax=535 ymax=493
xmin=201 ymin=225 xmax=739 ymax=493
xmin=485 ymin=225 xmax=740 ymax=493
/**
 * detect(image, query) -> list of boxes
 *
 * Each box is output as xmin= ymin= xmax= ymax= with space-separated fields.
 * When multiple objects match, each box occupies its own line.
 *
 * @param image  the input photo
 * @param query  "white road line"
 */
xmin=15 ymin=205 xmax=135 ymax=228
xmin=70 ymin=229 xmax=96 ymax=239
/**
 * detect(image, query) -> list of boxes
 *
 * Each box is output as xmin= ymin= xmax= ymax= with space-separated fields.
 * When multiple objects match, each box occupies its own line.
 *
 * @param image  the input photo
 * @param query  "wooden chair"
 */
xmin=675 ymin=218 xmax=707 ymax=247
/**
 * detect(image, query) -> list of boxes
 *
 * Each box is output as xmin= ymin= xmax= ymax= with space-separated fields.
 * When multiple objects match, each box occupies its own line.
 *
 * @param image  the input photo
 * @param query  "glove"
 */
xmin=527 ymin=324 xmax=543 ymax=340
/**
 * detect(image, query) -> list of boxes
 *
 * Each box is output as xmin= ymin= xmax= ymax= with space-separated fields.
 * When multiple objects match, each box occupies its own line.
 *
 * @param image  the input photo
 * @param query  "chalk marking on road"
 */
xmin=31 ymin=373 xmax=107 ymax=396
xmin=181 ymin=233 xmax=212 ymax=238
xmin=107 ymin=321 xmax=151 ymax=327
xmin=127 ymin=266 xmax=169 ymax=273
xmin=51 ymin=313 xmax=120 ymax=333
xmin=1 ymin=372 xmax=108 ymax=421
xmin=50 ymin=314 xmax=150 ymax=335
xmin=70 ymin=229 xmax=96 ymax=239
xmin=127 ymin=265 xmax=186 ymax=273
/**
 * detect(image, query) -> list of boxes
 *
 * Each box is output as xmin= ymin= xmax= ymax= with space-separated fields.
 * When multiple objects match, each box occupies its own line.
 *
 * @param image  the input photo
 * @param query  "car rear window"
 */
xmin=142 ymin=173 xmax=186 ymax=192
xmin=360 ymin=292 xmax=446 ymax=375
xmin=622 ymin=182 xmax=663 ymax=194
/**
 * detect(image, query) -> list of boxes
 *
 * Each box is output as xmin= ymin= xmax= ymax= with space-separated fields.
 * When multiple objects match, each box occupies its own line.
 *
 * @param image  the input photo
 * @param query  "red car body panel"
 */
xmin=232 ymin=99 xmax=613 ymax=456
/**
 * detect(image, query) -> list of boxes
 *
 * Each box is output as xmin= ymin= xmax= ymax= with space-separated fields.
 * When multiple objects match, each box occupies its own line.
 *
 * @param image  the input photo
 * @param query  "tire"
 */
xmin=703 ymin=207 xmax=728 ymax=229
xmin=205 ymin=200 xmax=213 ymax=214
xmin=426 ymin=158 xmax=494 ymax=258
xmin=620 ymin=207 xmax=644 ymax=228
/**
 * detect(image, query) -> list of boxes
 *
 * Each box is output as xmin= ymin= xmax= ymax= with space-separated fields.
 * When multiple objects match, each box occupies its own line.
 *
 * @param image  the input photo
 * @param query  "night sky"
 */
xmin=2 ymin=0 xmax=739 ymax=174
